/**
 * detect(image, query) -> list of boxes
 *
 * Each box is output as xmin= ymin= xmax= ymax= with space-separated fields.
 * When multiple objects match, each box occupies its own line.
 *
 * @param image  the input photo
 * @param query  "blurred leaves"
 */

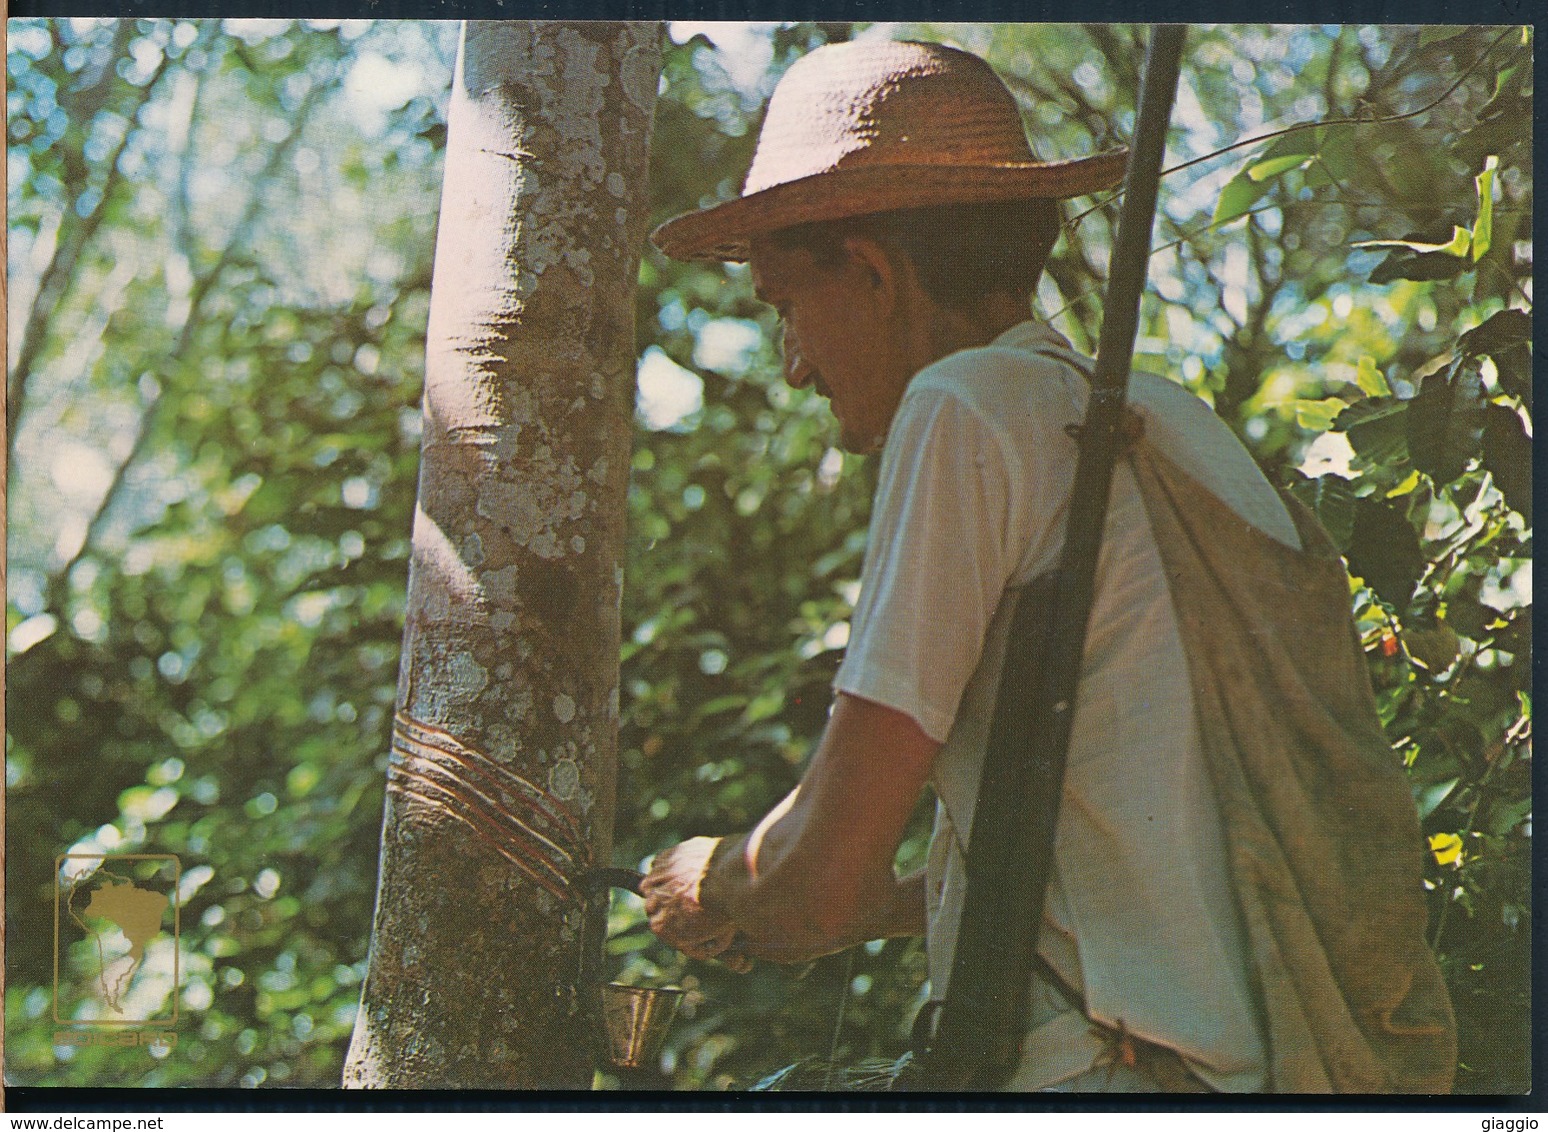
xmin=6 ymin=17 xmax=452 ymax=1088
xmin=6 ymin=19 xmax=1531 ymax=1095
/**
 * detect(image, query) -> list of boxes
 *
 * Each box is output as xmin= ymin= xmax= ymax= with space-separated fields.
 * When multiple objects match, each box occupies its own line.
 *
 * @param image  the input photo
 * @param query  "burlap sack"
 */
xmin=1130 ymin=441 xmax=1456 ymax=1093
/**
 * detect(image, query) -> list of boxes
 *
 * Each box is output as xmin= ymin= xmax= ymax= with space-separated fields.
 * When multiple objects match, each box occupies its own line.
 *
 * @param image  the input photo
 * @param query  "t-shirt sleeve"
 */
xmin=833 ymin=386 xmax=1023 ymax=744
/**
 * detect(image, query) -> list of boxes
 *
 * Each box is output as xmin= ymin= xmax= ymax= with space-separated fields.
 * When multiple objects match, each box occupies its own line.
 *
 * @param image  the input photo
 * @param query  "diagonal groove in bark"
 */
xmin=385 ymin=756 xmax=576 ymax=887
xmin=386 ymin=777 xmax=574 ymax=904
xmin=396 ymin=711 xmax=585 ymax=842
xmin=387 ymin=740 xmax=582 ymax=861
xmin=388 ymin=734 xmax=585 ymax=870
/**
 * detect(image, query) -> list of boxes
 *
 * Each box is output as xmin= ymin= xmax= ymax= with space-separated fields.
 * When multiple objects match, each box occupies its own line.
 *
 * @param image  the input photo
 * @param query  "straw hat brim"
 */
xmin=652 ymin=149 xmax=1129 ymax=263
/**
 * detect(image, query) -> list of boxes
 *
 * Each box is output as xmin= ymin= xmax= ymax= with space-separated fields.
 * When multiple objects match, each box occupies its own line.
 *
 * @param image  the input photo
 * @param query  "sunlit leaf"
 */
xmin=1428 ymin=832 xmax=1464 ymax=867
xmin=695 ymin=694 xmax=749 ymax=718
xmin=1485 ymin=61 xmax=1526 ymax=117
xmin=1247 ymin=152 xmax=1314 ymax=182
xmin=1386 ymin=469 xmax=1422 ymax=498
xmin=1353 ymin=226 xmax=1471 ymax=258
xmin=1212 ymin=171 xmax=1267 ymax=228
xmin=1356 ymin=356 xmax=1392 ymax=398
xmin=1292 ymin=397 xmax=1346 ymax=431
xmin=743 ymin=688 xmax=785 ymax=724
xmin=117 ymin=784 xmax=180 ymax=822
xmin=1471 ymin=155 xmax=1498 ymax=261
xmin=286 ymin=763 xmax=322 ymax=798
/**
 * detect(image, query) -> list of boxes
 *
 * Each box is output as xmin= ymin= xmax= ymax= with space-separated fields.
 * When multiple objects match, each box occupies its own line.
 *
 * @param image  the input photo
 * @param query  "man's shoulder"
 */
xmin=905 ymin=332 xmax=1086 ymax=429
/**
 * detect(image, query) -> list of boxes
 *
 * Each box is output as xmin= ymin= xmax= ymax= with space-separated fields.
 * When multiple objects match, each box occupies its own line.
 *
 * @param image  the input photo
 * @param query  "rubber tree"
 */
xmin=344 ymin=21 xmax=661 ymax=1089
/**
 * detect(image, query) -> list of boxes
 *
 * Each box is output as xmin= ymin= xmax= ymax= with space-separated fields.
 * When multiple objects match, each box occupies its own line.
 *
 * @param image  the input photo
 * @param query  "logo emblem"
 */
xmin=55 ymin=853 xmax=181 ymax=1036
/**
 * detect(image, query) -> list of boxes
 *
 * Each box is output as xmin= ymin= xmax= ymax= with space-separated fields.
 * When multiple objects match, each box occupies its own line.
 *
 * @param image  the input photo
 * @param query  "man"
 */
xmin=640 ymin=38 xmax=1453 ymax=1093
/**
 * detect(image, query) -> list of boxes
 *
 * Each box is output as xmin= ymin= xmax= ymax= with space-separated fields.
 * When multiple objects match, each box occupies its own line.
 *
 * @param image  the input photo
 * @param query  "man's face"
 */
xmin=748 ymin=240 xmax=907 ymax=454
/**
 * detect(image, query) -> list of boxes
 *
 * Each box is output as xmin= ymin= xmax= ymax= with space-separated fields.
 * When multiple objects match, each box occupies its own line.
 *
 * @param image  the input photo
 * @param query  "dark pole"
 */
xmin=1045 ymin=23 xmax=1187 ymax=685
xmin=917 ymin=24 xmax=1188 ymax=1092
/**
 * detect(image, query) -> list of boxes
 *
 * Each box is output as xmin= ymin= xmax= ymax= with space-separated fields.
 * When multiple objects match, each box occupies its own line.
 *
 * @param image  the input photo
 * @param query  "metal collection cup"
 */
xmin=599 ymin=982 xmax=686 ymax=1070
xmin=584 ymin=867 xmax=684 ymax=1071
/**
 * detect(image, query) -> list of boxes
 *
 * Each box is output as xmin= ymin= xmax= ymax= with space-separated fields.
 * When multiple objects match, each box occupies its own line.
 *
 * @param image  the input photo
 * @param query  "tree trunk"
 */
xmin=344 ymin=21 xmax=660 ymax=1089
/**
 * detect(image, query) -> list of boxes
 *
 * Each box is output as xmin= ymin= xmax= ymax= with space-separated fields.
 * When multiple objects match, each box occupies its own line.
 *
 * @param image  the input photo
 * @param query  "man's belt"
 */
xmin=911 ymin=970 xmax=1213 ymax=1094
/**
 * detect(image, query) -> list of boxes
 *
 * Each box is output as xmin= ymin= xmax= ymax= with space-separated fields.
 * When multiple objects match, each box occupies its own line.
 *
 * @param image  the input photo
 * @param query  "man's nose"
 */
xmin=782 ymin=325 xmax=816 ymax=390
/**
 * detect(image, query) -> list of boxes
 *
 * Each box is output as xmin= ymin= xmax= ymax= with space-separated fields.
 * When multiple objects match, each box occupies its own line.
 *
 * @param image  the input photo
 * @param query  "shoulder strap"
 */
xmin=913 ymin=27 xmax=1186 ymax=1091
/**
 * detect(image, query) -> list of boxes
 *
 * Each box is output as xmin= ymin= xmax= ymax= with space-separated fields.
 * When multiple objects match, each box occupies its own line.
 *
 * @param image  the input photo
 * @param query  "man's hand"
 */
xmin=642 ymin=696 xmax=936 ymax=968
xmin=641 ymin=836 xmax=753 ymax=973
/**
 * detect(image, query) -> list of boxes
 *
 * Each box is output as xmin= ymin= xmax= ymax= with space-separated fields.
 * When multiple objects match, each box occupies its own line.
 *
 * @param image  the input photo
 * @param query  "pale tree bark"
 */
xmin=343 ymin=21 xmax=661 ymax=1089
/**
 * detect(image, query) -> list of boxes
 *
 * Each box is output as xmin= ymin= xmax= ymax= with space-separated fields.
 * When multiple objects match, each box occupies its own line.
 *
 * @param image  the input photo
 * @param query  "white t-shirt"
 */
xmin=833 ymin=320 xmax=1298 ymax=1091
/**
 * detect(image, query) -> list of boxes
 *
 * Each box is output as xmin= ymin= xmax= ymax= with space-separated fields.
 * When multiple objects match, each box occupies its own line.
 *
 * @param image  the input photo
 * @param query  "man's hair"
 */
xmin=768 ymin=198 xmax=1063 ymax=312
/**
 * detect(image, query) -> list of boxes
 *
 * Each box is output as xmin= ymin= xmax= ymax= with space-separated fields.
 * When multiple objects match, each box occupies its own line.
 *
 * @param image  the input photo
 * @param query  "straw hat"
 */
xmin=652 ymin=39 xmax=1129 ymax=263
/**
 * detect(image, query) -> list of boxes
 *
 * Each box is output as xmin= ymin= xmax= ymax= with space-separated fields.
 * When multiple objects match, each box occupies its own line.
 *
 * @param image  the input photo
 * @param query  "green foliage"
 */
xmin=1176 ymin=26 xmax=1533 ymax=1094
xmin=6 ymin=21 xmax=1530 ymax=1094
xmin=6 ymin=17 xmax=455 ymax=1087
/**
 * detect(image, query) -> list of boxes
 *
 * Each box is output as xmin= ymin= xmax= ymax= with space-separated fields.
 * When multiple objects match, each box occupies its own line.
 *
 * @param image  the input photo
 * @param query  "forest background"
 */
xmin=4 ymin=20 xmax=1533 ymax=1092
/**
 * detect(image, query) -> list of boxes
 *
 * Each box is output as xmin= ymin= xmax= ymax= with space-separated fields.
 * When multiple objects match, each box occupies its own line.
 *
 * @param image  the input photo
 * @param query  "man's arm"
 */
xmin=642 ymin=692 xmax=937 ymax=965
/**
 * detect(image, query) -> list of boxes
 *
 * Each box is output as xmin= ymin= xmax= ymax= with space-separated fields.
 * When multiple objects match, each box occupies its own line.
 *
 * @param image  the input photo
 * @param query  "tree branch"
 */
xmin=1215 ymin=216 xmax=1288 ymax=420
xmin=7 ymin=39 xmax=176 ymax=462
xmin=1082 ymin=23 xmax=1140 ymax=103
xmin=45 ymin=78 xmax=336 ymax=605
xmin=172 ymin=67 xmax=208 ymax=266
xmin=1322 ymin=26 xmax=1347 ymax=118
xmin=1044 ymin=193 xmax=1527 ymax=326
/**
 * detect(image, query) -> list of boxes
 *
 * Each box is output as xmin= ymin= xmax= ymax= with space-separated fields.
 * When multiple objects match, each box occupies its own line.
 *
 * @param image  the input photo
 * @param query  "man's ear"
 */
xmin=842 ymin=235 xmax=901 ymax=318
